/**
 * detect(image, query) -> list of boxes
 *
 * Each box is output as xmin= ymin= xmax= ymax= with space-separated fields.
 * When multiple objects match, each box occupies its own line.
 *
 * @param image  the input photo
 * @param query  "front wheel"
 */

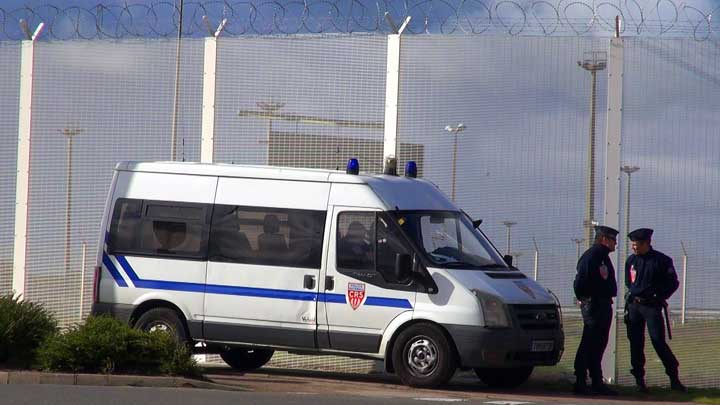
xmin=392 ymin=324 xmax=457 ymax=388
xmin=220 ymin=348 xmax=274 ymax=372
xmin=474 ymin=366 xmax=534 ymax=388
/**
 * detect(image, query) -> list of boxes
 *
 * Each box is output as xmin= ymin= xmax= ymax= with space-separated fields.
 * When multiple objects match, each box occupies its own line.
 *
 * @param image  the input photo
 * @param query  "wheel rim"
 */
xmin=406 ymin=336 xmax=439 ymax=377
xmin=147 ymin=321 xmax=172 ymax=334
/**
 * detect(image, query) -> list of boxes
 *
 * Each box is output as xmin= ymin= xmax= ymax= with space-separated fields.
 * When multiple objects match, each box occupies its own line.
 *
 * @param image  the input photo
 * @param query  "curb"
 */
xmin=0 ymin=370 xmax=248 ymax=392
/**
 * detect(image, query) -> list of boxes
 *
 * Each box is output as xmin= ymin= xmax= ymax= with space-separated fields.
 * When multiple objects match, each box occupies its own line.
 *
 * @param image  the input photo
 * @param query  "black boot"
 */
xmin=670 ymin=377 xmax=688 ymax=393
xmin=592 ymin=382 xmax=619 ymax=396
xmin=635 ymin=378 xmax=649 ymax=394
xmin=573 ymin=377 xmax=592 ymax=396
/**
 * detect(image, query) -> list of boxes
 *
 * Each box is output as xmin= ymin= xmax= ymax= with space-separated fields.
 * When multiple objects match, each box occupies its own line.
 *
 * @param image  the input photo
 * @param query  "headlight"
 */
xmin=471 ymin=289 xmax=511 ymax=328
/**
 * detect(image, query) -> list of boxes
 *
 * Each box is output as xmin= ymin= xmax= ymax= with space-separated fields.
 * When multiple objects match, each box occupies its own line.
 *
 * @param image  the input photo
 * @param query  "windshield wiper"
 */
xmin=443 ymin=261 xmax=480 ymax=268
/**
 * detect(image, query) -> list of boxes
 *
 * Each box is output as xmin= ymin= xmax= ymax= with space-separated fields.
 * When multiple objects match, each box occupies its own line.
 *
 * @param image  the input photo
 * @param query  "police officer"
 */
xmin=625 ymin=228 xmax=687 ymax=393
xmin=572 ymin=225 xmax=619 ymax=396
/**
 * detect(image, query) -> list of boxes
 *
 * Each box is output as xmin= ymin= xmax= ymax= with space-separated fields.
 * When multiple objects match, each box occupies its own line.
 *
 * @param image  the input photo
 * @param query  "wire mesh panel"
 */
xmin=0 ymin=42 xmax=20 ymax=295
xmin=617 ymin=38 xmax=720 ymax=388
xmin=24 ymin=38 xmax=203 ymax=325
xmin=213 ymin=34 xmax=387 ymax=170
xmin=398 ymin=35 xmax=611 ymax=379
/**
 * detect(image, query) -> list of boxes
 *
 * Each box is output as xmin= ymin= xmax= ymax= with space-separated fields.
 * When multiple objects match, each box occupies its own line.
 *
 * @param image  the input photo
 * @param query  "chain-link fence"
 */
xmin=1 ymin=18 xmax=719 ymax=386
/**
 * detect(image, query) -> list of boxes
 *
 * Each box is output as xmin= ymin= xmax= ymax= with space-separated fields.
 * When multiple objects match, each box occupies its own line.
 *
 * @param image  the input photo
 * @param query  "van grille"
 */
xmin=511 ymin=304 xmax=560 ymax=330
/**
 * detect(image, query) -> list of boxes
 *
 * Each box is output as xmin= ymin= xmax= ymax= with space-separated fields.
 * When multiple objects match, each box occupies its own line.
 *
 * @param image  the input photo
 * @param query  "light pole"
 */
xmin=61 ymin=127 xmax=82 ymax=275
xmin=572 ymin=238 xmax=585 ymax=260
xmin=502 ymin=221 xmax=517 ymax=256
xmin=532 ymin=237 xmax=539 ymax=281
xmin=621 ymin=165 xmax=640 ymax=262
xmin=578 ymin=51 xmax=607 ymax=249
xmin=444 ymin=123 xmax=466 ymax=201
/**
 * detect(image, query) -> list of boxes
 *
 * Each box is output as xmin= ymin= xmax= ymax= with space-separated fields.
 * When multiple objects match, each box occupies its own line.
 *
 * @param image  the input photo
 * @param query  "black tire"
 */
xmin=134 ymin=307 xmax=189 ymax=345
xmin=392 ymin=323 xmax=457 ymax=388
xmin=220 ymin=348 xmax=274 ymax=372
xmin=474 ymin=366 xmax=534 ymax=388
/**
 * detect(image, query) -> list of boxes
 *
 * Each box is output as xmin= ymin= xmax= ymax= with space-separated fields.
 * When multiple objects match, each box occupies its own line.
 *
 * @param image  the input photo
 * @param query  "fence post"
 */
xmin=680 ymin=241 xmax=688 ymax=324
xmin=200 ymin=17 xmax=226 ymax=164
xmin=601 ymin=33 xmax=625 ymax=384
xmin=382 ymin=14 xmax=411 ymax=174
xmin=12 ymin=21 xmax=44 ymax=298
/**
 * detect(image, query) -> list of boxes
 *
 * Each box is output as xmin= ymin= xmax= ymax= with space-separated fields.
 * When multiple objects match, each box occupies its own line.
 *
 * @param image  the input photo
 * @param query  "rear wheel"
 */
xmin=134 ymin=307 xmax=188 ymax=345
xmin=474 ymin=366 xmax=534 ymax=388
xmin=392 ymin=323 xmax=457 ymax=388
xmin=220 ymin=348 xmax=274 ymax=372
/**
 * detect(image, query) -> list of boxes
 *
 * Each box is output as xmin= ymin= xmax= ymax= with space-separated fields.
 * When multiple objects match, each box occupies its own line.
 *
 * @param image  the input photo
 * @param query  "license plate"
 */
xmin=531 ymin=340 xmax=554 ymax=352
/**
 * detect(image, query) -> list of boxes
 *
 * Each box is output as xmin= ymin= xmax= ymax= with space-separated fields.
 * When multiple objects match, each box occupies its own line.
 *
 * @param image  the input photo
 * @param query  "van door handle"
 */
xmin=325 ymin=276 xmax=334 ymax=291
xmin=304 ymin=275 xmax=316 ymax=290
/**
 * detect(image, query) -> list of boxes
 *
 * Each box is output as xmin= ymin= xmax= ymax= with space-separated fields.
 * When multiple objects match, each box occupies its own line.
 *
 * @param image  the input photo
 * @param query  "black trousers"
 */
xmin=574 ymin=301 xmax=613 ymax=383
xmin=626 ymin=302 xmax=679 ymax=380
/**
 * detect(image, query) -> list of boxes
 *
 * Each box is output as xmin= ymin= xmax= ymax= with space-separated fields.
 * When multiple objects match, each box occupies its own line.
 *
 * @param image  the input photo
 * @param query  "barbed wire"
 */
xmin=0 ymin=0 xmax=717 ymax=41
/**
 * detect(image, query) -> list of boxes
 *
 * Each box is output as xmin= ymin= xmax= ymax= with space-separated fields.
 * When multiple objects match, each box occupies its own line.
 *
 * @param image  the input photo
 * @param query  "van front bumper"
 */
xmin=444 ymin=324 xmax=564 ymax=368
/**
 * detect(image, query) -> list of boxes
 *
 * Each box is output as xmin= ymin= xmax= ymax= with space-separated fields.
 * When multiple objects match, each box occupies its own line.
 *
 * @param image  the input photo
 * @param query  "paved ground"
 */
xmin=0 ymin=382 xmax=698 ymax=405
xmin=202 ymin=365 xmax=697 ymax=404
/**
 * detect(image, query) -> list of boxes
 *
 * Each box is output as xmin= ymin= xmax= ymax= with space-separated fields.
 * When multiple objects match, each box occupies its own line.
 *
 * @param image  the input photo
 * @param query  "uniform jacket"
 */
xmin=574 ymin=244 xmax=617 ymax=300
xmin=625 ymin=248 xmax=679 ymax=301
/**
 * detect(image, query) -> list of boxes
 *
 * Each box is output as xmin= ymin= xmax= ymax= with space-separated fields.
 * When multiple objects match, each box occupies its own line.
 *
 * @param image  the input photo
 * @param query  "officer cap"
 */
xmin=594 ymin=225 xmax=619 ymax=239
xmin=628 ymin=228 xmax=654 ymax=241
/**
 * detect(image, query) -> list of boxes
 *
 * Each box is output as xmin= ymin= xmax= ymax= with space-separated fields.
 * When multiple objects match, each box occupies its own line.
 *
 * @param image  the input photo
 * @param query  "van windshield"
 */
xmin=393 ymin=211 xmax=508 ymax=270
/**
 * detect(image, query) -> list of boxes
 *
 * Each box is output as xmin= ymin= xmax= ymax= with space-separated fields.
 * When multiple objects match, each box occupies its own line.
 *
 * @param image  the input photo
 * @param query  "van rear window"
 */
xmin=107 ymin=198 xmax=210 ymax=260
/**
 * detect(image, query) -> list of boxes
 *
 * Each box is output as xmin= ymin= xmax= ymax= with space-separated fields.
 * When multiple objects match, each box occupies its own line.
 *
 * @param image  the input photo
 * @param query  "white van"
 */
xmin=92 ymin=160 xmax=563 ymax=388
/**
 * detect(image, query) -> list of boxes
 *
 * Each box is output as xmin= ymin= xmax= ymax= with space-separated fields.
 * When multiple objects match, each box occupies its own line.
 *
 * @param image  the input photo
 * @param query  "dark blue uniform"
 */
xmin=573 ymin=243 xmax=617 ymax=385
xmin=625 ymin=248 xmax=680 ymax=381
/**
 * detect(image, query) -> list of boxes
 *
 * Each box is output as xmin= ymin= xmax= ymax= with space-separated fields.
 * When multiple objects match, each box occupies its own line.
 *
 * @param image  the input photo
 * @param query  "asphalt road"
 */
xmin=0 ymin=384 xmax=694 ymax=405
xmin=0 ymin=368 xmax=698 ymax=405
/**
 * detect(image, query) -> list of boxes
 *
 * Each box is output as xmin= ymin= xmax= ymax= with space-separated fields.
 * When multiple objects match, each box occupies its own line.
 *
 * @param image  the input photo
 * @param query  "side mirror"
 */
xmin=393 ymin=253 xmax=413 ymax=282
xmin=472 ymin=219 xmax=483 ymax=228
xmin=503 ymin=255 xmax=513 ymax=267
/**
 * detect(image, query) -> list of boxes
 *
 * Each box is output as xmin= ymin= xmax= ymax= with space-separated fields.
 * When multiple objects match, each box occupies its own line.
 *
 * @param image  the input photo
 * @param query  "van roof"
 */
xmin=115 ymin=161 xmax=457 ymax=211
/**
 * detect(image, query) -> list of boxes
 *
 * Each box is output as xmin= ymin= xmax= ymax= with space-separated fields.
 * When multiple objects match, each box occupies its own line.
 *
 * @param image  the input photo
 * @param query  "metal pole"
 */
xmin=445 ymin=124 xmax=466 ymax=201
xmin=586 ymin=69 xmax=597 ymax=248
xmin=451 ymin=131 xmax=458 ymax=201
xmin=65 ymin=134 xmax=72 ymax=275
xmin=79 ymin=241 xmax=87 ymax=320
xmin=502 ymin=221 xmax=516 ymax=256
xmin=532 ymin=237 xmax=539 ymax=281
xmin=681 ymin=241 xmax=688 ymax=324
xmin=170 ymin=0 xmax=185 ymax=161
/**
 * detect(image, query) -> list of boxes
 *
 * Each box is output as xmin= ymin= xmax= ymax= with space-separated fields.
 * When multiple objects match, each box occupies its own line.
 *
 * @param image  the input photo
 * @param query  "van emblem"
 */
xmin=347 ymin=282 xmax=366 ymax=310
xmin=514 ymin=281 xmax=536 ymax=299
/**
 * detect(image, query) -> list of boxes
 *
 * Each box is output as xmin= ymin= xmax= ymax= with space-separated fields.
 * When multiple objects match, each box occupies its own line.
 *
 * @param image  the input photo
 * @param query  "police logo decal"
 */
xmin=347 ymin=282 xmax=367 ymax=310
xmin=599 ymin=263 xmax=609 ymax=280
xmin=630 ymin=265 xmax=637 ymax=284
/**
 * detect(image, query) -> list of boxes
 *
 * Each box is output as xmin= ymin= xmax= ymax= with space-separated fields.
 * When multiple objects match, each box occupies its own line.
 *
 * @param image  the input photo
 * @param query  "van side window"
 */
xmin=208 ymin=205 xmax=326 ymax=269
xmin=108 ymin=198 xmax=210 ymax=260
xmin=376 ymin=214 xmax=412 ymax=282
xmin=336 ymin=212 xmax=375 ymax=271
xmin=337 ymin=212 xmax=415 ymax=289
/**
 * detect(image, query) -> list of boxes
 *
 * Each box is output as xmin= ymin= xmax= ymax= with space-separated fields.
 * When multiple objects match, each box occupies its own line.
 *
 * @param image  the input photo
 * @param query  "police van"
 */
xmin=92 ymin=159 xmax=563 ymax=388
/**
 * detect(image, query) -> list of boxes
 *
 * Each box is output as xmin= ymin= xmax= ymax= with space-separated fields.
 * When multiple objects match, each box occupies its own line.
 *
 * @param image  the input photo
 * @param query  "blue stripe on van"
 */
xmin=102 ymin=254 xmax=128 ymax=287
xmin=111 ymin=254 xmax=412 ymax=309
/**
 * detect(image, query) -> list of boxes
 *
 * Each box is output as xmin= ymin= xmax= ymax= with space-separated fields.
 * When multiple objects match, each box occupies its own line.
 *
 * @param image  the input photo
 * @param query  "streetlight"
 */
xmin=572 ymin=238 xmax=585 ymax=260
xmin=61 ymin=127 xmax=82 ymax=275
xmin=578 ymin=51 xmax=607 ymax=248
xmin=621 ymin=165 xmax=640 ymax=260
xmin=502 ymin=220 xmax=517 ymax=256
xmin=444 ymin=123 xmax=466 ymax=201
